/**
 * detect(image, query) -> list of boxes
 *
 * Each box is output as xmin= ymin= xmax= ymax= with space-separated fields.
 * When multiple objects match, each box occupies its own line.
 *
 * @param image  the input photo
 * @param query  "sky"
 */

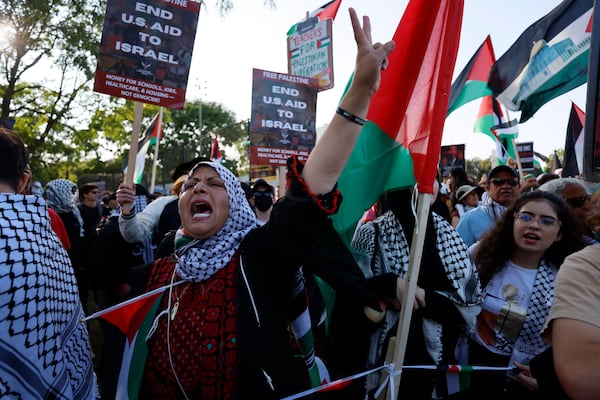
xmin=186 ymin=0 xmax=588 ymax=161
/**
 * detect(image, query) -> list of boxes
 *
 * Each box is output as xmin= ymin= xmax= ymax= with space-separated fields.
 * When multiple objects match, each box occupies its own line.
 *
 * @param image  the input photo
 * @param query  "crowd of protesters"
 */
xmin=2 ymin=7 xmax=600 ymax=400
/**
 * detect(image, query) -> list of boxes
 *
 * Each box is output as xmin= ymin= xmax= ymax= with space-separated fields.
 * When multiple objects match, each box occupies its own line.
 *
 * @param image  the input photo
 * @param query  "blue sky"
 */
xmin=188 ymin=0 xmax=587 ymax=160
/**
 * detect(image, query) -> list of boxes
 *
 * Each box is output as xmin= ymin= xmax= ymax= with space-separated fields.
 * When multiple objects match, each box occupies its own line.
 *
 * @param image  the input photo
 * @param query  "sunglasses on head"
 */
xmin=564 ymin=195 xmax=591 ymax=208
xmin=490 ymin=178 xmax=519 ymax=187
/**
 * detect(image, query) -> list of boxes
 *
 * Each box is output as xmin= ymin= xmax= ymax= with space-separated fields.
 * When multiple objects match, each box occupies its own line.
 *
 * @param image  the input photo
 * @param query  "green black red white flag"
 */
xmin=563 ymin=101 xmax=585 ymax=177
xmin=488 ymin=0 xmax=593 ymax=123
xmin=210 ymin=136 xmax=222 ymax=164
xmin=332 ymin=0 xmax=463 ymax=243
xmin=583 ymin=0 xmax=600 ymax=179
xmin=447 ymin=35 xmax=495 ymax=115
xmin=287 ymin=0 xmax=342 ymax=35
xmin=472 ymin=96 xmax=517 ymax=164
xmin=123 ymin=111 xmax=162 ymax=184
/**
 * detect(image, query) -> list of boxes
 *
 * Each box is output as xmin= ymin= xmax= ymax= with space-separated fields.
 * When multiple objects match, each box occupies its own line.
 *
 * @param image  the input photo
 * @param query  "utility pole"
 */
xmin=197 ymin=79 xmax=207 ymax=155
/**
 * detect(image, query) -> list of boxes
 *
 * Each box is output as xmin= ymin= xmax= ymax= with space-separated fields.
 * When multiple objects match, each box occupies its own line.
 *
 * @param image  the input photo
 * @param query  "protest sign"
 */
xmin=94 ymin=0 xmax=200 ymax=109
xmin=517 ymin=141 xmax=535 ymax=172
xmin=287 ymin=17 xmax=334 ymax=91
xmin=249 ymin=68 xmax=318 ymax=166
xmin=439 ymin=144 xmax=465 ymax=177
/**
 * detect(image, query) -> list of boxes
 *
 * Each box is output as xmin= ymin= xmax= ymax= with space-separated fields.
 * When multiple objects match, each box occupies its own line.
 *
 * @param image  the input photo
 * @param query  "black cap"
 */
xmin=170 ymin=156 xmax=211 ymax=181
xmin=488 ymin=165 xmax=518 ymax=180
xmin=240 ymin=181 xmax=253 ymax=200
xmin=135 ymin=183 xmax=155 ymax=200
xmin=252 ymin=179 xmax=274 ymax=193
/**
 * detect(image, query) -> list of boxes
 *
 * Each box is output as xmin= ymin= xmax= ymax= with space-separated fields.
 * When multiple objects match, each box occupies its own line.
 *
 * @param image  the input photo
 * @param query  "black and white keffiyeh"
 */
xmin=45 ymin=179 xmax=84 ymax=237
xmin=497 ymin=259 xmax=555 ymax=367
xmin=480 ymin=191 xmax=507 ymax=222
xmin=352 ymin=210 xmax=483 ymax=391
xmin=0 ymin=194 xmax=97 ymax=399
xmin=175 ymin=161 xmax=257 ymax=282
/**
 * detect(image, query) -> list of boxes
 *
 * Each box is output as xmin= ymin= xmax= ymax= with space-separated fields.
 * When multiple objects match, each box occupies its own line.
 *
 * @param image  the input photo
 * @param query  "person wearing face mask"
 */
xmin=252 ymin=179 xmax=275 ymax=226
xmin=111 ymin=10 xmax=402 ymax=398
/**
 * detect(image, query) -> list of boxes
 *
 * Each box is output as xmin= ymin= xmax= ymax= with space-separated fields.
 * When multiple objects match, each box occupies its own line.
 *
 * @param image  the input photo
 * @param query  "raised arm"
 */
xmin=302 ymin=7 xmax=395 ymax=195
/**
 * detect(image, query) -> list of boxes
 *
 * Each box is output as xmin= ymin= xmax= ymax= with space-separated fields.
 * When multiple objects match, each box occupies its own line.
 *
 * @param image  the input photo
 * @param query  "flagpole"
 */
xmin=383 ymin=191 xmax=432 ymax=400
xmin=150 ymin=107 xmax=163 ymax=194
xmin=503 ymin=107 xmax=524 ymax=179
xmin=81 ymin=280 xmax=185 ymax=322
xmin=123 ymin=101 xmax=144 ymax=215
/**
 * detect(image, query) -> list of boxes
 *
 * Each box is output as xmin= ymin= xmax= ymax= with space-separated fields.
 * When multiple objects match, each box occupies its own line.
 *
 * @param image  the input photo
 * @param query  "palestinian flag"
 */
xmin=473 ymin=96 xmax=505 ymax=142
xmin=552 ymin=150 xmax=564 ymax=173
xmin=583 ymin=0 xmax=600 ymax=178
xmin=210 ymin=135 xmax=222 ymax=164
xmin=563 ymin=102 xmax=585 ymax=177
xmin=433 ymin=364 xmax=473 ymax=397
xmin=331 ymin=0 xmax=463 ymax=244
xmin=83 ymin=284 xmax=179 ymax=400
xmin=488 ymin=0 xmax=593 ymax=122
xmin=473 ymin=96 xmax=517 ymax=163
xmin=287 ymin=0 xmax=342 ymax=35
xmin=447 ymin=35 xmax=495 ymax=115
xmin=123 ymin=112 xmax=162 ymax=184
xmin=492 ymin=119 xmax=519 ymax=140
xmin=317 ymin=36 xmax=331 ymax=48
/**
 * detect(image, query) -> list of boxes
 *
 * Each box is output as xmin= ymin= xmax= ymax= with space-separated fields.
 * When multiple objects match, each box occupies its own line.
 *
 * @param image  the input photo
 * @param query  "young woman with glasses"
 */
xmin=459 ymin=191 xmax=585 ymax=399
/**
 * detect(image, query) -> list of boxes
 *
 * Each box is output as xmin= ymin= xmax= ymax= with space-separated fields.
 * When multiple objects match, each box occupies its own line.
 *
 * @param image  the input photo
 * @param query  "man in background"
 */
xmin=456 ymin=165 xmax=520 ymax=247
xmin=78 ymin=183 xmax=104 ymax=311
xmin=252 ymin=178 xmax=275 ymax=225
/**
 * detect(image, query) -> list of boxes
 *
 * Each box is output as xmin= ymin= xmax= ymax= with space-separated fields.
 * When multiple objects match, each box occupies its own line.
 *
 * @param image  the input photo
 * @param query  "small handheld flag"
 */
xmin=210 ymin=136 xmax=222 ymax=164
xmin=287 ymin=0 xmax=342 ymax=35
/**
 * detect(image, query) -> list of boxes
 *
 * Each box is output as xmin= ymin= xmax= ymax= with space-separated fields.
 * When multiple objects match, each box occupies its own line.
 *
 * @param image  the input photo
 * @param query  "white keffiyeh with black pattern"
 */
xmin=0 ymin=193 xmax=97 ymax=399
xmin=175 ymin=161 xmax=257 ymax=282
xmin=352 ymin=210 xmax=483 ymax=392
xmin=45 ymin=178 xmax=85 ymax=237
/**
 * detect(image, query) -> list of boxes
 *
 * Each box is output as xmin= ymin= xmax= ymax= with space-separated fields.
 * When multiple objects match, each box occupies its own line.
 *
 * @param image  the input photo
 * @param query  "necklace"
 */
xmin=168 ymin=269 xmax=214 ymax=321
xmin=170 ymin=281 xmax=191 ymax=321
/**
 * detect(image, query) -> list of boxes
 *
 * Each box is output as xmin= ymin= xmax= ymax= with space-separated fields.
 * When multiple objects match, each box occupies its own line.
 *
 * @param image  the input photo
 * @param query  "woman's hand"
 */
xmin=115 ymin=184 xmax=135 ymax=211
xmin=347 ymin=7 xmax=395 ymax=98
xmin=393 ymin=278 xmax=426 ymax=310
xmin=514 ymin=361 xmax=539 ymax=392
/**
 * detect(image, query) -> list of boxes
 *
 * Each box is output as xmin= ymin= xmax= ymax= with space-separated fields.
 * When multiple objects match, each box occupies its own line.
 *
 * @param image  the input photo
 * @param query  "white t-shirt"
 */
xmin=474 ymin=261 xmax=537 ymax=356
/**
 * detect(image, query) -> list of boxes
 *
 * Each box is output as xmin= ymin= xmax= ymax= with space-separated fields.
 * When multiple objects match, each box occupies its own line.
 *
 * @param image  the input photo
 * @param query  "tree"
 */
xmin=159 ymin=100 xmax=248 ymax=181
xmin=465 ymin=157 xmax=492 ymax=181
xmin=0 ymin=1 xmax=272 ymax=183
xmin=82 ymin=99 xmax=248 ymax=189
xmin=1 ymin=0 xmax=106 ymax=181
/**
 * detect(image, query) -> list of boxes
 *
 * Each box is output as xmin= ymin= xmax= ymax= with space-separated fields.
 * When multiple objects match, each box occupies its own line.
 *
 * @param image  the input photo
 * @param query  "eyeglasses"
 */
xmin=254 ymin=191 xmax=273 ymax=198
xmin=514 ymin=212 xmax=561 ymax=229
xmin=490 ymin=178 xmax=519 ymax=187
xmin=564 ymin=195 xmax=591 ymax=208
